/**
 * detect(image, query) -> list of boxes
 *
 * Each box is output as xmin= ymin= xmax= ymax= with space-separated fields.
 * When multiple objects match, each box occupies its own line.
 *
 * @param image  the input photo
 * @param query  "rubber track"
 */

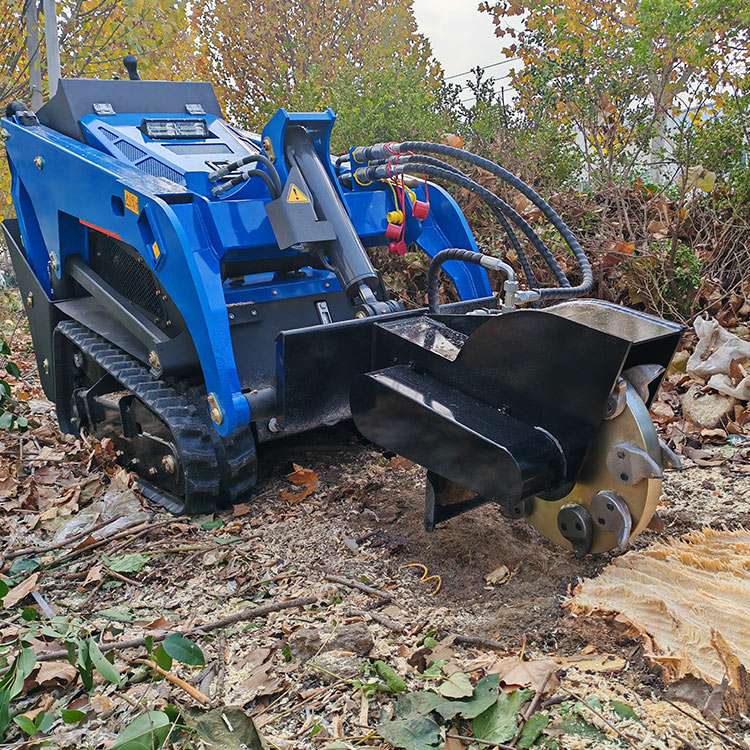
xmin=56 ymin=320 xmax=257 ymax=512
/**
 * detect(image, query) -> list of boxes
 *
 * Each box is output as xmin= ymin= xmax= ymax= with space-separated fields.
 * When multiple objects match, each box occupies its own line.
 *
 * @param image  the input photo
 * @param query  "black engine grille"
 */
xmin=89 ymin=233 xmax=166 ymax=321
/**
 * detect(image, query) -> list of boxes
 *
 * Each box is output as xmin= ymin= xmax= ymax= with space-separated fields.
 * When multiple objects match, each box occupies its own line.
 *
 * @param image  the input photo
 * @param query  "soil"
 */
xmin=1 ymin=283 xmax=749 ymax=749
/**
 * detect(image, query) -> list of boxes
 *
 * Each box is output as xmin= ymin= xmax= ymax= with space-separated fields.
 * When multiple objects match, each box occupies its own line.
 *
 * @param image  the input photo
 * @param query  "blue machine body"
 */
xmin=2 ymin=80 xmax=491 ymax=437
xmin=1 ymin=74 xmax=684 ymax=557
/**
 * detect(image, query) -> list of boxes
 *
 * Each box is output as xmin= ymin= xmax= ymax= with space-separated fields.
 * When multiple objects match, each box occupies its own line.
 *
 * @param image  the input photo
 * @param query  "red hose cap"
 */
xmin=385 ymin=222 xmax=402 ymax=240
xmin=412 ymin=200 xmax=430 ymax=221
xmin=388 ymin=240 xmax=408 ymax=256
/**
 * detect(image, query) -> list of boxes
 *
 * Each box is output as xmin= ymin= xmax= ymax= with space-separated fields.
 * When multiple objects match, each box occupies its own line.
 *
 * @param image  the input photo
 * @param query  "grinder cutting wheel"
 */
xmin=3 ymin=61 xmax=683 ymax=558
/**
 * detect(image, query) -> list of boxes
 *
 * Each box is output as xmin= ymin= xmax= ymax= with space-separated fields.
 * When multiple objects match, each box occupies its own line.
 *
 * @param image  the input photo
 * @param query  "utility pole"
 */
xmin=24 ymin=0 xmax=44 ymax=110
xmin=44 ymin=0 xmax=61 ymax=98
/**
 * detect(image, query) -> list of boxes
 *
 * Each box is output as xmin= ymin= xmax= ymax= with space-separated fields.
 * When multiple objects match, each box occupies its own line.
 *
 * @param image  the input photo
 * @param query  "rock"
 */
xmin=683 ymin=385 xmax=735 ymax=429
xmin=289 ymin=628 xmax=323 ymax=661
xmin=289 ymin=623 xmax=374 ymax=661
xmin=308 ymin=651 xmax=362 ymax=684
xmin=327 ymin=623 xmax=374 ymax=656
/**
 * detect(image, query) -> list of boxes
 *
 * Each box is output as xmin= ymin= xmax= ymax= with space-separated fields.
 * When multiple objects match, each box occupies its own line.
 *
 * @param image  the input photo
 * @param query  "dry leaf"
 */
xmin=440 ymin=133 xmax=464 ymax=149
xmin=287 ymin=464 xmax=319 ymax=490
xmin=91 ymin=694 xmax=111 ymax=713
xmin=490 ymin=657 xmax=559 ymax=693
xmin=278 ymin=486 xmax=314 ymax=504
xmin=34 ymin=660 xmax=77 ymax=687
xmin=82 ymin=565 xmax=103 ymax=589
xmin=241 ymin=661 xmax=281 ymax=699
xmin=145 ymin=617 xmax=170 ymax=630
xmin=232 ymin=503 xmax=253 ymax=517
xmin=3 ymin=572 xmax=40 ymax=608
xmin=279 ymin=465 xmax=318 ymax=503
xmin=485 ymin=565 xmax=511 ymax=585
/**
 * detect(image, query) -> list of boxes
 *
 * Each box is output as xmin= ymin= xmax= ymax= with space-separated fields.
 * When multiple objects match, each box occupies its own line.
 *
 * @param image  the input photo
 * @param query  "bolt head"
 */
xmin=268 ymin=417 xmax=280 ymax=433
xmin=25 ymin=291 xmax=33 ymax=308
xmin=162 ymin=455 xmax=176 ymax=474
xmin=148 ymin=467 xmax=158 ymax=476
xmin=33 ymin=156 xmax=44 ymax=170
xmin=0 ymin=129 xmax=9 ymax=141
xmin=207 ymin=393 xmax=223 ymax=425
xmin=148 ymin=350 xmax=161 ymax=369
xmin=73 ymin=352 xmax=84 ymax=369
xmin=42 ymin=358 xmax=50 ymax=376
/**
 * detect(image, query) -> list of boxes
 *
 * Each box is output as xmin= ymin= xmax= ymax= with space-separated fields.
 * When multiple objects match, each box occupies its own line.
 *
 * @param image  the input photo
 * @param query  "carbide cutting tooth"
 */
xmin=658 ymin=438 xmax=682 ymax=470
xmin=590 ymin=491 xmax=632 ymax=548
xmin=557 ymin=504 xmax=593 ymax=558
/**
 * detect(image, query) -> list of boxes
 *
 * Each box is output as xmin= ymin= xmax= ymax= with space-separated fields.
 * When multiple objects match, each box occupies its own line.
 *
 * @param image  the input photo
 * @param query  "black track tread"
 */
xmin=55 ymin=320 xmax=250 ymax=513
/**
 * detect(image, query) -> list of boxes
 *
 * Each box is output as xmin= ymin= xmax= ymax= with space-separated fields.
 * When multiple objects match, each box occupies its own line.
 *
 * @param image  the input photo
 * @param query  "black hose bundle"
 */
xmin=349 ymin=142 xmax=593 ymax=301
xmin=396 ymin=142 xmax=592 ymax=300
xmin=426 ymin=249 xmax=486 ymax=314
xmin=209 ymin=153 xmax=283 ymax=199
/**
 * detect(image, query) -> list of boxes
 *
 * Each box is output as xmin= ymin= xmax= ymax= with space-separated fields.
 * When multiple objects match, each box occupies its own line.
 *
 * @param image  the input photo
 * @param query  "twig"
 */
xmin=256 ymin=683 xmax=340 ymax=728
xmin=132 ymin=658 xmax=209 ymax=704
xmin=663 ymin=697 xmax=749 ymax=750
xmin=214 ymin=632 xmax=227 ymax=705
xmin=451 ymin=633 xmax=507 ymax=651
xmin=49 ymin=517 xmax=186 ymax=568
xmin=511 ymin=671 xmax=552 ymax=746
xmin=674 ymin=733 xmax=701 ymax=750
xmin=33 ymin=595 xmax=318 ymax=663
xmin=567 ymin=690 xmax=637 ymax=747
xmin=104 ymin=517 xmax=184 ymax=557
xmin=77 ymin=579 xmax=104 ymax=611
xmin=49 ymin=519 xmax=151 ymax=566
xmin=4 ymin=519 xmax=112 ymax=559
xmin=350 ymin=609 xmax=404 ymax=632
xmin=324 ymin=573 xmax=392 ymax=600
xmin=446 ymin=733 xmax=516 ymax=749
xmin=102 ymin=566 xmax=140 ymax=586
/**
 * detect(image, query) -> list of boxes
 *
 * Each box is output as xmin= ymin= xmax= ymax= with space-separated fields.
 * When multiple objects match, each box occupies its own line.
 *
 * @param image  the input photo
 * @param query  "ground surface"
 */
xmin=1 ymin=286 xmax=749 ymax=750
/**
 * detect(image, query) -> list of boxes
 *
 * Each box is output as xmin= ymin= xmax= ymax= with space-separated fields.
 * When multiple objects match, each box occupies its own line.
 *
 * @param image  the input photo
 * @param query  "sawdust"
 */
xmin=570 ymin=527 xmax=750 ymax=686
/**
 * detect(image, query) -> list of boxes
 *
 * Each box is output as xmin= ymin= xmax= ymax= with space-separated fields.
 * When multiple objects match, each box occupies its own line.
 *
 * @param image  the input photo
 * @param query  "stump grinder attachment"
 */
xmin=1 ymin=60 xmax=682 ymax=557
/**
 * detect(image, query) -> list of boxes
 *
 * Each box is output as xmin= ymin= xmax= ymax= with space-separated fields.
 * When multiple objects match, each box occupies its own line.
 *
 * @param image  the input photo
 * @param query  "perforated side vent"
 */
xmin=89 ymin=233 xmax=166 ymax=321
xmin=99 ymin=128 xmax=118 ymax=141
xmin=136 ymin=158 xmax=186 ymax=185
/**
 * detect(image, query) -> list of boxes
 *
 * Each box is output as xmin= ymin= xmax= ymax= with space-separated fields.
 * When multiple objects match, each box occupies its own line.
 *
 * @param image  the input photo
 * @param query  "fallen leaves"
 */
xmin=484 ymin=565 xmax=510 ymax=586
xmin=278 ymin=464 xmax=319 ymax=503
xmin=3 ymin=572 xmax=40 ymax=608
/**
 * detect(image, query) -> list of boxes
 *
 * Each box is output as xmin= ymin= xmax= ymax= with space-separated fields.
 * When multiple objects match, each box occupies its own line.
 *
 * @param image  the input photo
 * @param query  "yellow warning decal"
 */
xmin=152 ymin=242 xmax=161 ymax=260
xmin=124 ymin=190 xmax=139 ymax=214
xmin=287 ymin=184 xmax=309 ymax=203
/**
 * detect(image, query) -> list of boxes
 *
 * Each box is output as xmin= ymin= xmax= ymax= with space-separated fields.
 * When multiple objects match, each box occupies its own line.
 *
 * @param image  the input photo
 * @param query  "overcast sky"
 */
xmin=412 ymin=0 xmax=521 ymax=102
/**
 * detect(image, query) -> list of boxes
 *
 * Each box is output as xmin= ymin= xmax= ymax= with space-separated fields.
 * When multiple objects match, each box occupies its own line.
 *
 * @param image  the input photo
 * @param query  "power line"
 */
xmin=445 ymin=57 xmax=521 ymax=81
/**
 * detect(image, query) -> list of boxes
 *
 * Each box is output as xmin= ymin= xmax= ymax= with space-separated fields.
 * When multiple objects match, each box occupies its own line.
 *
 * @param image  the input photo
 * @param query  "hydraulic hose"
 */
xmin=397 ymin=142 xmax=592 ymax=299
xmin=383 ymin=154 xmax=543 ymax=291
xmin=208 ymin=153 xmax=283 ymax=196
xmin=212 ymin=168 xmax=280 ymax=199
xmin=357 ymin=161 xmax=575 ymax=299
xmin=353 ymin=142 xmax=593 ymax=299
xmin=427 ymin=249 xmax=515 ymax=314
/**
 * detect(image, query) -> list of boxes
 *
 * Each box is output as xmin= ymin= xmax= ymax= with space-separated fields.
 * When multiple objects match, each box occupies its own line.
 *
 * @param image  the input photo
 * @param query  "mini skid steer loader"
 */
xmin=1 ymin=59 xmax=682 ymax=557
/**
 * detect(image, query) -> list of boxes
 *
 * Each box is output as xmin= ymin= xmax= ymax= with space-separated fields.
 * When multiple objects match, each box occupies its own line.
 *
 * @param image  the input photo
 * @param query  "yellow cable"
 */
xmin=400 ymin=563 xmax=428 ymax=580
xmin=422 ymin=574 xmax=442 ymax=595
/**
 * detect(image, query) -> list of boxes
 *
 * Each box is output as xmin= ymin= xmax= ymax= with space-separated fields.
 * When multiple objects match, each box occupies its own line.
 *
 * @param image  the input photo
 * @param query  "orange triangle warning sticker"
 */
xmin=287 ymin=184 xmax=309 ymax=203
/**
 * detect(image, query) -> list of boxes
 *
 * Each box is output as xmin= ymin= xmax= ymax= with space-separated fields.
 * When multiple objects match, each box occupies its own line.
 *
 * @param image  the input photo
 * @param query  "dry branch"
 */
xmin=33 ymin=595 xmax=317 ymax=663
